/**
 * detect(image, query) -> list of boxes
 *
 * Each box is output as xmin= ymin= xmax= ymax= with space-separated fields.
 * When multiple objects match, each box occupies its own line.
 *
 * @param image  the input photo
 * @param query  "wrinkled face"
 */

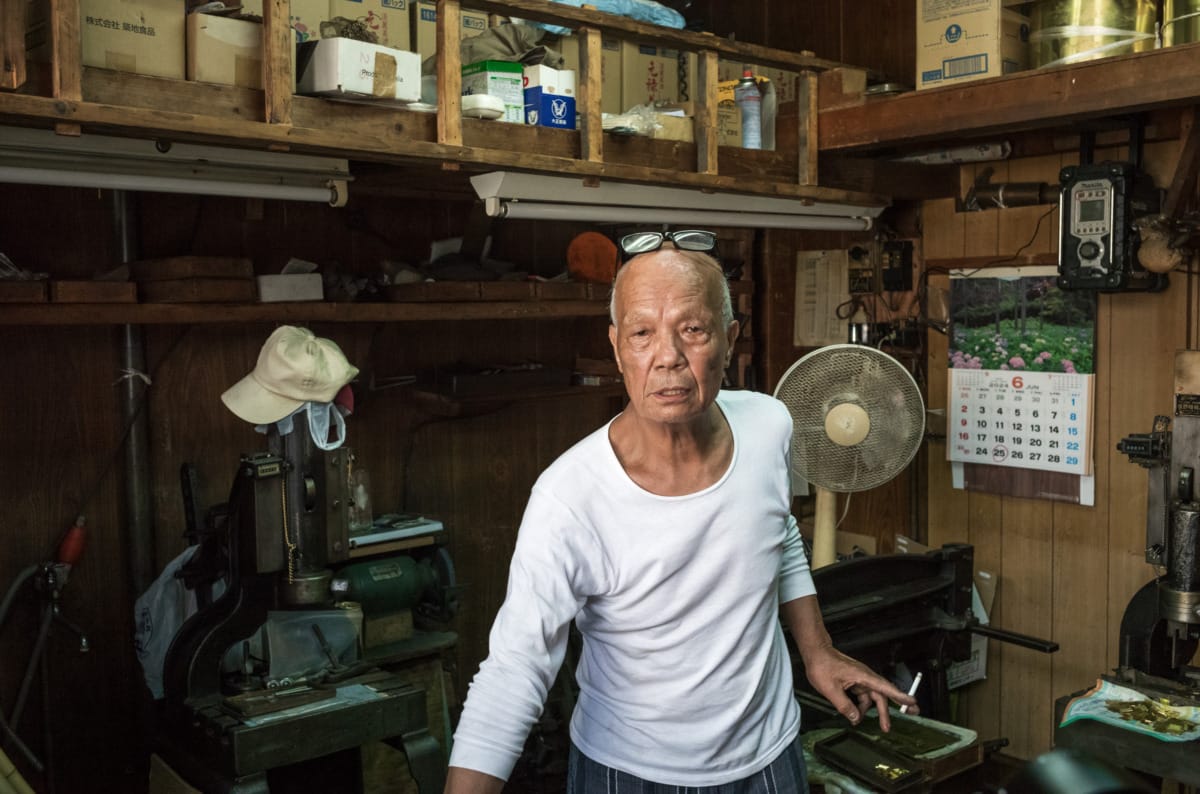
xmin=608 ymin=250 xmax=738 ymax=426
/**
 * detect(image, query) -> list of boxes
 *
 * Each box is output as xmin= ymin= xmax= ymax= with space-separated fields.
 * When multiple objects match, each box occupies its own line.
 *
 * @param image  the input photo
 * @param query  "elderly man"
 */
xmin=445 ymin=231 xmax=914 ymax=794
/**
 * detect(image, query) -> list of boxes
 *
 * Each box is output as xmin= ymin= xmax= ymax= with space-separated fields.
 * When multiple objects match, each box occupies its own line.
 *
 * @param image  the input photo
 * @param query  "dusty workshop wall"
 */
xmin=922 ymin=138 xmax=1198 ymax=760
xmin=0 ymin=186 xmax=621 ymax=792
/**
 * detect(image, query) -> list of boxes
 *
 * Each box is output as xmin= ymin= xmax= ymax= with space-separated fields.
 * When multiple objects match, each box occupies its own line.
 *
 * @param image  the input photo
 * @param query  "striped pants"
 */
xmin=565 ymin=735 xmax=809 ymax=794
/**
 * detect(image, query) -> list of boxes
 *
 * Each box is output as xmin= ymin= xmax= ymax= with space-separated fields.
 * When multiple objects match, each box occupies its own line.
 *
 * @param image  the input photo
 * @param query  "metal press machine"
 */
xmin=1053 ymin=349 xmax=1200 ymax=784
xmin=157 ymin=419 xmax=457 ymax=793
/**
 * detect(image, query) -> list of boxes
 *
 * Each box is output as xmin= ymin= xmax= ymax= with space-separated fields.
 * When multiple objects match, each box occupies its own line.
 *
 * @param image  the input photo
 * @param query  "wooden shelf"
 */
xmin=819 ymin=42 xmax=1200 ymax=154
xmin=403 ymin=381 xmax=626 ymax=417
xmin=0 ymin=299 xmax=612 ymax=325
xmin=0 ymin=0 xmax=889 ymax=207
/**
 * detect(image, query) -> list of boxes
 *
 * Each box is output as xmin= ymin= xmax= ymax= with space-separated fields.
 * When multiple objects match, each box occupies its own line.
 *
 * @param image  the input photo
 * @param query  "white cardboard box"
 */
xmin=187 ymin=14 xmax=262 ymax=90
xmin=296 ymin=37 xmax=421 ymax=102
xmin=523 ymin=64 xmax=576 ymax=129
xmin=462 ymin=60 xmax=524 ymax=123
xmin=916 ymin=0 xmax=1029 ymax=90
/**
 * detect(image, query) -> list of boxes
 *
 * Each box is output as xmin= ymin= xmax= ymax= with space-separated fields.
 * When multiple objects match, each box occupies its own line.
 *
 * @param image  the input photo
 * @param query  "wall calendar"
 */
xmin=948 ymin=369 xmax=1094 ymax=476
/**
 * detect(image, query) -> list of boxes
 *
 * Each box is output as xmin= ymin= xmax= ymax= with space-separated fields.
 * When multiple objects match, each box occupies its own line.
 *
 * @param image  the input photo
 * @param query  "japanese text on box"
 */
xmin=948 ymin=369 xmax=1092 ymax=475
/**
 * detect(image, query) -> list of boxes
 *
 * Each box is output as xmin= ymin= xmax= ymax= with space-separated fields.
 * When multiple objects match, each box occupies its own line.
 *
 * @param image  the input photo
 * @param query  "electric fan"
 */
xmin=773 ymin=344 xmax=925 ymax=568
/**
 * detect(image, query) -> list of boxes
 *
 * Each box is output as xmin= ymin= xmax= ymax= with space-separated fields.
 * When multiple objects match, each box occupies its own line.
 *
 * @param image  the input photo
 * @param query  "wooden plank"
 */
xmin=797 ymin=70 xmax=818 ymax=186
xmin=578 ymin=27 xmax=602 ymax=163
xmin=263 ymin=0 xmax=293 ymax=125
xmin=1163 ymin=106 xmax=1200 ymax=219
xmin=921 ymin=197 xmax=965 ymax=553
xmin=993 ymin=155 xmax=1057 ymax=761
xmin=0 ymin=89 xmax=888 ymax=207
xmin=50 ymin=0 xmax=81 ymax=137
xmin=820 ymin=42 xmax=1200 ymax=152
xmin=820 ymin=157 xmax=958 ymax=201
xmin=695 ymin=49 xmax=718 ymax=176
xmin=1 ymin=0 xmax=24 ymax=89
xmin=436 ymin=0 xmax=463 ymax=147
xmin=0 ymin=300 xmax=612 ymax=325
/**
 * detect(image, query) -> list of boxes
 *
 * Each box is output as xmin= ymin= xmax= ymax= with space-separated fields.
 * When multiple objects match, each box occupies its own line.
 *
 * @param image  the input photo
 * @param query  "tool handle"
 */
xmin=971 ymin=624 xmax=1059 ymax=653
xmin=56 ymin=516 xmax=87 ymax=566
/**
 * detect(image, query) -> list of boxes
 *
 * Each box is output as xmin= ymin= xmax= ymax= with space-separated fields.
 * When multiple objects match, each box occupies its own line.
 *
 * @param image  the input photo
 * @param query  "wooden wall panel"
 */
xmin=923 ymin=141 xmax=1194 ymax=760
xmin=0 ymin=327 xmax=140 ymax=793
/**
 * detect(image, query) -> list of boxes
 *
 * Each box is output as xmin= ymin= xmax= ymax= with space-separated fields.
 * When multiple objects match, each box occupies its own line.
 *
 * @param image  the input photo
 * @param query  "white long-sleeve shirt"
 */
xmin=449 ymin=390 xmax=816 ymax=786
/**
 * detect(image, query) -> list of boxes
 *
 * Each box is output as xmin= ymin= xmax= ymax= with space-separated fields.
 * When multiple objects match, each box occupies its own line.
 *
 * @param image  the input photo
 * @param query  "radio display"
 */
xmin=1078 ymin=197 xmax=1106 ymax=223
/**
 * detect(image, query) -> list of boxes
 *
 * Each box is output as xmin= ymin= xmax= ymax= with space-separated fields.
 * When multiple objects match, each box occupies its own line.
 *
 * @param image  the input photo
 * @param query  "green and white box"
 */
xmin=462 ymin=60 xmax=524 ymax=123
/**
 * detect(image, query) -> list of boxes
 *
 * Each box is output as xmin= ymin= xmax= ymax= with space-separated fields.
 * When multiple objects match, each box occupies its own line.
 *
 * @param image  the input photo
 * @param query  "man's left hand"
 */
xmin=802 ymin=644 xmax=917 ymax=732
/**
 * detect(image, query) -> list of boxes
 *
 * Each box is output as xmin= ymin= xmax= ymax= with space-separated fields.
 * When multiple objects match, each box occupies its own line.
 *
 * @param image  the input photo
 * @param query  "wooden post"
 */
xmin=695 ymin=49 xmax=718 ymax=176
xmin=263 ymin=0 xmax=293 ymax=126
xmin=49 ymin=0 xmax=81 ymax=135
xmin=578 ymin=26 xmax=602 ymax=163
xmin=797 ymin=69 xmax=818 ymax=187
xmin=1163 ymin=106 xmax=1200 ymax=219
xmin=436 ymin=0 xmax=463 ymax=147
xmin=1 ymin=0 xmax=25 ymax=89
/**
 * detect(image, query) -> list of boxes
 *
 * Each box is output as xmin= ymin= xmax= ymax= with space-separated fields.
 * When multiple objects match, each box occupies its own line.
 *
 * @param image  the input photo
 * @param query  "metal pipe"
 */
xmin=111 ymin=191 xmax=156 ymax=596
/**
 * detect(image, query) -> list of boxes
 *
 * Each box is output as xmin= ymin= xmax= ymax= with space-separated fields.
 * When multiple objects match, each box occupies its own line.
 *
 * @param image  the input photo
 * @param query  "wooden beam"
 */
xmin=797 ymin=69 xmax=818 ymax=186
xmin=0 ymin=300 xmax=612 ymax=325
xmin=1 ymin=0 xmax=25 ymax=89
xmin=0 ymin=90 xmax=888 ymax=207
xmin=436 ymin=0 xmax=463 ymax=147
xmin=578 ymin=26 xmax=602 ymax=163
xmin=695 ymin=49 xmax=718 ymax=176
xmin=263 ymin=0 xmax=293 ymax=125
xmin=820 ymin=156 xmax=958 ymax=201
xmin=1163 ymin=106 xmax=1200 ymax=219
xmin=820 ymin=42 xmax=1200 ymax=152
xmin=50 ymin=0 xmax=81 ymax=136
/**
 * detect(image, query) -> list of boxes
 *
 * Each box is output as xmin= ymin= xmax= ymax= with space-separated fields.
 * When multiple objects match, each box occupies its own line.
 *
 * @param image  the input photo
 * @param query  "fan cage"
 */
xmin=773 ymin=344 xmax=925 ymax=492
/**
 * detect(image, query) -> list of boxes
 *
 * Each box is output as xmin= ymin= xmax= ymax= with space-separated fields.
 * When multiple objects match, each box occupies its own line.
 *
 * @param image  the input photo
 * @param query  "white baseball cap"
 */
xmin=221 ymin=326 xmax=359 ymax=425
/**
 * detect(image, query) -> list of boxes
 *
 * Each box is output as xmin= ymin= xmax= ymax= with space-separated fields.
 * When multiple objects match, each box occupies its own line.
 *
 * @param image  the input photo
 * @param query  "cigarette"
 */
xmin=899 ymin=672 xmax=922 ymax=714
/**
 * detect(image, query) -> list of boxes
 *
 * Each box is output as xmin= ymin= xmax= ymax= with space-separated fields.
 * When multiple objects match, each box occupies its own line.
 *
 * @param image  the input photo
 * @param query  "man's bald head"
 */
xmin=609 ymin=248 xmax=734 ymax=331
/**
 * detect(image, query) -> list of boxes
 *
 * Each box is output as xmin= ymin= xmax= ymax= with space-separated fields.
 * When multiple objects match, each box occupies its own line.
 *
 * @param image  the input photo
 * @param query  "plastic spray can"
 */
xmin=734 ymin=69 xmax=762 ymax=150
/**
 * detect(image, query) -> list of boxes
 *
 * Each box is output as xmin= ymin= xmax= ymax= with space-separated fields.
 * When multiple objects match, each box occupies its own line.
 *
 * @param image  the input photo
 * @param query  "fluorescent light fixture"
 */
xmin=471 ymin=171 xmax=884 ymax=231
xmin=0 ymin=126 xmax=351 ymax=205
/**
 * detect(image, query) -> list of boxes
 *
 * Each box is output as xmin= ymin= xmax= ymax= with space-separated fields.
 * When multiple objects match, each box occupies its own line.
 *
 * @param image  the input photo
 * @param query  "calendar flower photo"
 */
xmin=948 ymin=269 xmax=1096 ymax=375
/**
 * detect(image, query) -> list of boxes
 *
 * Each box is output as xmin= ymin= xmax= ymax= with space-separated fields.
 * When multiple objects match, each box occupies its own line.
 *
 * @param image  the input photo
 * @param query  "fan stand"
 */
xmin=812 ymin=487 xmax=839 ymax=569
xmin=811 ymin=402 xmax=870 ymax=569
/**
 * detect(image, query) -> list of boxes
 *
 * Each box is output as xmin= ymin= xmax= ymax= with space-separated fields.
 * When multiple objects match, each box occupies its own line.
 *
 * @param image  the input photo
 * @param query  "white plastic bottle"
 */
xmin=734 ymin=69 xmax=762 ymax=150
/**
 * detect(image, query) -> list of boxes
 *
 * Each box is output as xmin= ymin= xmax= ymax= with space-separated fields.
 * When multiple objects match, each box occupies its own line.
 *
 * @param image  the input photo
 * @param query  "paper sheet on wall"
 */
xmin=793 ymin=249 xmax=849 ymax=347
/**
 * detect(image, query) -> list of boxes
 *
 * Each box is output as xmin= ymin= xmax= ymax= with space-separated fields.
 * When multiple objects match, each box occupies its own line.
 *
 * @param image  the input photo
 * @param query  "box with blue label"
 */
xmin=523 ymin=64 xmax=576 ymax=129
xmin=462 ymin=60 xmax=524 ymax=123
xmin=916 ymin=0 xmax=1028 ymax=90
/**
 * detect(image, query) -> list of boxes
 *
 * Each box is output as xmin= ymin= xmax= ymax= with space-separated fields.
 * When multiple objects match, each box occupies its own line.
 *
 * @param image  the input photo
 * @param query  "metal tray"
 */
xmin=812 ymin=730 xmax=928 ymax=793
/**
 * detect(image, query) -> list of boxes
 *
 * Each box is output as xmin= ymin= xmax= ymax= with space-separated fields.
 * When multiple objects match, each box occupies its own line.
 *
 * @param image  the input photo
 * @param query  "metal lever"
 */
xmin=971 ymin=624 xmax=1059 ymax=653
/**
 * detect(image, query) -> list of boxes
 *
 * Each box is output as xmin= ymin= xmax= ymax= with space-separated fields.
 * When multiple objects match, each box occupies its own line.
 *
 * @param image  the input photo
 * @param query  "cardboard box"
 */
xmin=620 ymin=41 xmax=681 ymax=108
xmin=329 ymin=0 xmax=410 ymax=50
xmin=257 ymin=273 xmax=324 ymax=302
xmin=296 ymin=37 xmax=421 ymax=101
xmin=462 ymin=59 xmax=523 ymax=123
xmin=81 ymin=0 xmax=185 ymax=78
xmin=411 ymin=0 xmax=488 ymax=61
xmin=916 ymin=0 xmax=1029 ymax=90
xmin=523 ymin=64 xmax=575 ymax=129
xmin=187 ymin=14 xmax=262 ymax=89
xmin=555 ymin=33 xmax=622 ymax=115
xmin=289 ymin=0 xmax=326 ymax=43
